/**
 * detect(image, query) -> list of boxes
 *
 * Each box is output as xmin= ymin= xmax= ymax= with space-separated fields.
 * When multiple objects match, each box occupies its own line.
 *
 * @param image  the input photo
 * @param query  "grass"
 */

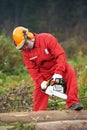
xmin=0 ymin=51 xmax=87 ymax=111
xmin=0 ymin=51 xmax=87 ymax=130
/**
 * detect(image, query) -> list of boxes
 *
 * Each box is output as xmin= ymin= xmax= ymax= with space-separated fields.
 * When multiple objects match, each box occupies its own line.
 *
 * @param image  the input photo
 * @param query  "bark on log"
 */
xmin=0 ymin=110 xmax=87 ymax=123
xmin=35 ymin=120 xmax=87 ymax=130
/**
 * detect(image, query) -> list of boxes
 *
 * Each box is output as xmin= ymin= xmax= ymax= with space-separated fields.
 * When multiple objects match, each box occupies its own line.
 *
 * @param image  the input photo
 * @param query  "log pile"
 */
xmin=0 ymin=110 xmax=87 ymax=130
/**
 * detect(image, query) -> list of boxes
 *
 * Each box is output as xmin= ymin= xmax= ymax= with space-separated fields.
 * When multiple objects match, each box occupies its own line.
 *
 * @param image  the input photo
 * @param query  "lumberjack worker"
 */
xmin=12 ymin=26 xmax=83 ymax=111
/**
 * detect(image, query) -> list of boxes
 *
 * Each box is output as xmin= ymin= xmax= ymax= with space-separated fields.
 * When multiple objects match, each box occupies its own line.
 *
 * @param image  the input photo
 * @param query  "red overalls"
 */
xmin=22 ymin=33 xmax=79 ymax=111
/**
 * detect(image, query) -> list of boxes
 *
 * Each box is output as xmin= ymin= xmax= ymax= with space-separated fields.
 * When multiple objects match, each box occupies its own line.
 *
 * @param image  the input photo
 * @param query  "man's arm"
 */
xmin=46 ymin=34 xmax=67 ymax=77
xmin=22 ymin=52 xmax=44 ymax=86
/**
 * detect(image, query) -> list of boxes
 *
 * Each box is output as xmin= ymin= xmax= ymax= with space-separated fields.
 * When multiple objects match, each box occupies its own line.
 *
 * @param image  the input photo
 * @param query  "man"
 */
xmin=12 ymin=26 xmax=83 ymax=111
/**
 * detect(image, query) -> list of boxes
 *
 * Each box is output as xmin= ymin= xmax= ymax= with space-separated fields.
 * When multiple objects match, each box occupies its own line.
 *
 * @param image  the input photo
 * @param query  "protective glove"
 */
xmin=52 ymin=74 xmax=66 ymax=93
xmin=52 ymin=74 xmax=62 ymax=80
xmin=41 ymin=81 xmax=48 ymax=90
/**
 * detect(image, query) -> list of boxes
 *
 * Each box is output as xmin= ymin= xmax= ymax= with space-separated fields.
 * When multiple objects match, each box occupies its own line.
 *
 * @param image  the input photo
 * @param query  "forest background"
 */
xmin=0 ymin=0 xmax=87 ymax=112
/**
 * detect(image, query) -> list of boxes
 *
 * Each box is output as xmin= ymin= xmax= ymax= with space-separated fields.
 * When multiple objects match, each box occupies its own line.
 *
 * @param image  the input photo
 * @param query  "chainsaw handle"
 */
xmin=47 ymin=78 xmax=66 ymax=92
xmin=47 ymin=78 xmax=65 ymax=86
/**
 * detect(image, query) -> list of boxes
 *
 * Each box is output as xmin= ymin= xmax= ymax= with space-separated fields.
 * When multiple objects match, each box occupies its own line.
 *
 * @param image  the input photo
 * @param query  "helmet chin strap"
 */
xmin=23 ymin=30 xmax=28 ymax=40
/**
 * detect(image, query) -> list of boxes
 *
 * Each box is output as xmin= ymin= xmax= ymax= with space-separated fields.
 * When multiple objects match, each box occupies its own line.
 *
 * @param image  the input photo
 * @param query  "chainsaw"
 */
xmin=43 ymin=78 xmax=67 ymax=100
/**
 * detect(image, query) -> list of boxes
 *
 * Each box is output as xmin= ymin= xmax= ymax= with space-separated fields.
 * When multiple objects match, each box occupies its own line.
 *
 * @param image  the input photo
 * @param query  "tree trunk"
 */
xmin=0 ymin=110 xmax=87 ymax=123
xmin=35 ymin=120 xmax=87 ymax=130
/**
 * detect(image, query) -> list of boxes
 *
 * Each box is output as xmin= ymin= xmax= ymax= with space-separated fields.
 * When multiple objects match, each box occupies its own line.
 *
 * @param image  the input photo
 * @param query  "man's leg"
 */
xmin=33 ymin=87 xmax=49 ymax=111
xmin=65 ymin=64 xmax=79 ymax=108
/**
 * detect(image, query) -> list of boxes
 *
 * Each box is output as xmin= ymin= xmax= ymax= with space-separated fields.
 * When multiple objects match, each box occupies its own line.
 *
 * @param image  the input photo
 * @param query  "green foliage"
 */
xmin=0 ymin=34 xmax=87 ymax=111
xmin=68 ymin=51 xmax=87 ymax=109
xmin=61 ymin=36 xmax=87 ymax=58
xmin=62 ymin=37 xmax=78 ymax=58
xmin=48 ymin=97 xmax=66 ymax=110
xmin=0 ymin=122 xmax=36 ymax=130
xmin=0 ymin=33 xmax=23 ymax=73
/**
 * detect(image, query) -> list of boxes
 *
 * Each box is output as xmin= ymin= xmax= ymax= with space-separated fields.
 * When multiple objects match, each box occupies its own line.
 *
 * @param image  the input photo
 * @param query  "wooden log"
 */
xmin=35 ymin=120 xmax=87 ymax=130
xmin=0 ymin=110 xmax=87 ymax=123
xmin=0 ymin=126 xmax=14 ymax=130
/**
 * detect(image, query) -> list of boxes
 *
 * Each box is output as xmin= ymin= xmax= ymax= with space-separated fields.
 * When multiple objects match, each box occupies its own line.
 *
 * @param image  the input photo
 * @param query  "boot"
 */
xmin=69 ymin=103 xmax=83 ymax=111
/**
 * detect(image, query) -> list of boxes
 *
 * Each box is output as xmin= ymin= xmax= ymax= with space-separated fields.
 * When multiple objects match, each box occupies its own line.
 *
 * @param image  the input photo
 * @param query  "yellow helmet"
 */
xmin=12 ymin=26 xmax=34 ymax=49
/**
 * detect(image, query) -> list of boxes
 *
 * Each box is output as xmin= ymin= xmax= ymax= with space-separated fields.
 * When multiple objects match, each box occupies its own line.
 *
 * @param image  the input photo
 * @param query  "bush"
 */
xmin=0 ymin=33 xmax=87 ymax=111
xmin=0 ymin=33 xmax=23 ymax=73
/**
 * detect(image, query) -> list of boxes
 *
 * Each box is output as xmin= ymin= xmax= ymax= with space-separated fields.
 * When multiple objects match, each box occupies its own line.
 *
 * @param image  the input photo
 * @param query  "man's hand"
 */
xmin=52 ymin=73 xmax=66 ymax=93
xmin=52 ymin=74 xmax=62 ymax=80
xmin=41 ymin=81 xmax=47 ymax=90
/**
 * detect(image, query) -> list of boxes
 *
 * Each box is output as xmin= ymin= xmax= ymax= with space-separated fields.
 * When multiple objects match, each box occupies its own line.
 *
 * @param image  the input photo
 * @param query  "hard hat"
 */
xmin=12 ymin=26 xmax=34 ymax=49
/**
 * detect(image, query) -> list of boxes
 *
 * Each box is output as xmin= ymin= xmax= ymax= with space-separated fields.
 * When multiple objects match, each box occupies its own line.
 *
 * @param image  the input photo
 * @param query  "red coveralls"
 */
xmin=22 ymin=33 xmax=79 ymax=111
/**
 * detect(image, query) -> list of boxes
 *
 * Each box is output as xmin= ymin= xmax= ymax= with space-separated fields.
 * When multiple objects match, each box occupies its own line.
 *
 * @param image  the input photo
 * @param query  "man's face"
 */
xmin=22 ymin=39 xmax=35 ymax=50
